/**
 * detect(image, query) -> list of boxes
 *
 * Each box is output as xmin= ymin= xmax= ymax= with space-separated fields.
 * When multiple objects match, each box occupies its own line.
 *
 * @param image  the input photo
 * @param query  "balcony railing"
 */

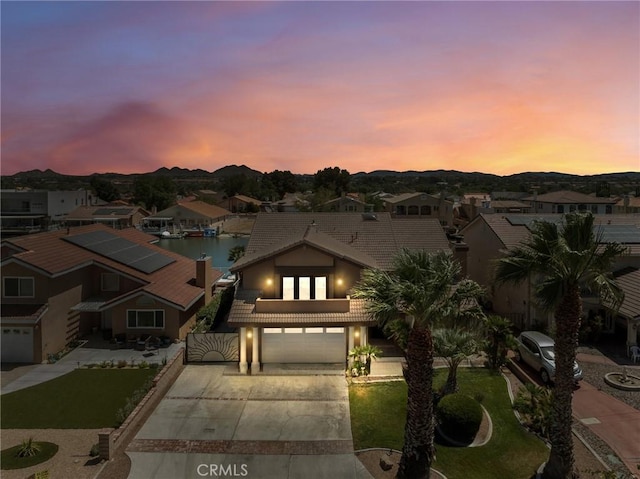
xmin=255 ymin=296 xmax=350 ymax=314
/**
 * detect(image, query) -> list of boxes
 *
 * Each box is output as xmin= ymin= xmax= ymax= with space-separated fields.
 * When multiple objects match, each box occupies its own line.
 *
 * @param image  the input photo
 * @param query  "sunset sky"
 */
xmin=1 ymin=1 xmax=638 ymax=176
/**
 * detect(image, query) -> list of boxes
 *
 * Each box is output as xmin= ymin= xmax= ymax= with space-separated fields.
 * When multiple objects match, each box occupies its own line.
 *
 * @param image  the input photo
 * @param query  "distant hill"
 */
xmin=211 ymin=164 xmax=263 ymax=178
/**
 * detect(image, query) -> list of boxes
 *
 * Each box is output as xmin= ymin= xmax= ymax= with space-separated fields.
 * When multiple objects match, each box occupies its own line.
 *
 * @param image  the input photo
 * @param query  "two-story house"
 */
xmin=1 ymin=224 xmax=220 ymax=363
xmin=522 ymin=190 xmax=617 ymax=215
xmin=227 ymin=212 xmax=451 ymax=373
xmin=384 ymin=192 xmax=454 ymax=226
xmin=460 ymin=213 xmax=640 ymax=348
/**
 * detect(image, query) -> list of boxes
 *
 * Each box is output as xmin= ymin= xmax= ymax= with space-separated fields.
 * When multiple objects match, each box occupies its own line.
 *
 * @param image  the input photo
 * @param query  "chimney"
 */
xmin=196 ymin=255 xmax=213 ymax=303
xmin=450 ymin=235 xmax=469 ymax=278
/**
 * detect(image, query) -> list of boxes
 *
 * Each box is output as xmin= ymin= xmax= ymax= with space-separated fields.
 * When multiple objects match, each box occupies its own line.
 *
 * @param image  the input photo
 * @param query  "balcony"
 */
xmin=255 ymin=296 xmax=351 ymax=314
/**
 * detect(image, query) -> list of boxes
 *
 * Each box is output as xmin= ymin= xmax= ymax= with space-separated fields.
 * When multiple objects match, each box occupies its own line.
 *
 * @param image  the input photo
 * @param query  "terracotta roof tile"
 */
xmin=239 ymin=212 xmax=448 ymax=271
xmin=2 ymin=224 xmax=214 ymax=310
xmin=522 ymin=190 xmax=617 ymax=204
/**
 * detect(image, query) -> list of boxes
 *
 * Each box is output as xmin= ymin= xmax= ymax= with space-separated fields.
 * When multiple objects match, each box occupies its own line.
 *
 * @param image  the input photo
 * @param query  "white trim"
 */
xmin=126 ymin=309 xmax=165 ymax=329
xmin=2 ymin=276 xmax=35 ymax=298
xmin=327 ymin=327 xmax=345 ymax=333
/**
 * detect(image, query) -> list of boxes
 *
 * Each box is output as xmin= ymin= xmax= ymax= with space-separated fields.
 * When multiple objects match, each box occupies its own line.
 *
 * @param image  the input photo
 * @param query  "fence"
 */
xmin=186 ymin=332 xmax=239 ymax=362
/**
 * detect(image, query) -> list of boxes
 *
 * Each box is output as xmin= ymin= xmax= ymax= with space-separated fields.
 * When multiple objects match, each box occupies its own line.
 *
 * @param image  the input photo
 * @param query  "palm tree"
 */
xmin=495 ymin=212 xmax=625 ymax=479
xmin=353 ymin=249 xmax=484 ymax=479
xmin=482 ymin=314 xmax=516 ymax=370
xmin=227 ymin=245 xmax=245 ymax=262
xmin=433 ymin=328 xmax=479 ymax=396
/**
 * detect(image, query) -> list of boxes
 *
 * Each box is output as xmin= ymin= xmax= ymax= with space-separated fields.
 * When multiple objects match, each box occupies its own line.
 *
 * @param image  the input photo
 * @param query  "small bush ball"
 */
xmin=436 ymin=393 xmax=483 ymax=444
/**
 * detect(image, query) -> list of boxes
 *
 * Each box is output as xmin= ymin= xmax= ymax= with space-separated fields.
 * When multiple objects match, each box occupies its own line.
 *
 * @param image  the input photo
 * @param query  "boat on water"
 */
xmin=161 ymin=230 xmax=186 ymax=239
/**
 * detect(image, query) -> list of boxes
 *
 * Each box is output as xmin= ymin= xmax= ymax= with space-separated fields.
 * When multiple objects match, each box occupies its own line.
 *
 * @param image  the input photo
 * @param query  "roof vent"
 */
xmin=361 ymin=213 xmax=378 ymax=221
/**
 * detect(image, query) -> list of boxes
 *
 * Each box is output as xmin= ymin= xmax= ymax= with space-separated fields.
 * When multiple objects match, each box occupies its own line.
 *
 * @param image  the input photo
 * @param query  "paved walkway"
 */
xmin=1 ymin=342 xmax=183 ymax=395
xmin=126 ymin=365 xmax=373 ymax=479
xmin=574 ymin=352 xmax=640 ymax=474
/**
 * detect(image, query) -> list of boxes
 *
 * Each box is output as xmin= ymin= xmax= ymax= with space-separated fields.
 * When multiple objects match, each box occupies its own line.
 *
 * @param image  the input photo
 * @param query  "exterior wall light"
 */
xmin=247 ymin=330 xmax=253 ymax=339
xmin=266 ymin=278 xmax=273 ymax=286
xmin=336 ymin=278 xmax=344 ymax=286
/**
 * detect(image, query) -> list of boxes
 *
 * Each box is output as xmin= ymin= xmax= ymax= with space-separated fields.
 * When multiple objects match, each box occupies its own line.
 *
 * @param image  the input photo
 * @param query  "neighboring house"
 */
xmin=490 ymin=200 xmax=532 ymax=214
xmin=64 ymin=205 xmax=149 ymax=229
xmin=196 ymin=190 xmax=226 ymax=205
xmin=226 ymin=195 xmax=262 ymax=213
xmin=273 ymin=193 xmax=307 ymax=212
xmin=323 ymin=194 xmax=372 ymax=213
xmin=460 ymin=213 xmax=640 ymax=344
xmin=0 ymin=189 xmax=102 ymax=235
xmin=227 ymin=212 xmax=452 ymax=373
xmin=1 ymin=224 xmax=221 ymax=363
xmin=144 ymin=201 xmax=230 ymax=232
xmin=615 ymin=196 xmax=640 ymax=214
xmin=522 ymin=190 xmax=617 ymax=215
xmin=383 ymin=192 xmax=454 ymax=226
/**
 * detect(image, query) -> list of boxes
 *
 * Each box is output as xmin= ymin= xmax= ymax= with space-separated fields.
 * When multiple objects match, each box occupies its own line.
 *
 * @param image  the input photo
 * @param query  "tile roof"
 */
xmin=491 ymin=200 xmax=531 ymax=209
xmin=65 ymin=205 xmax=146 ymax=220
xmin=161 ymin=200 xmax=230 ymax=219
xmin=232 ymin=225 xmax=379 ymax=270
xmin=232 ymin=195 xmax=262 ymax=205
xmin=235 ymin=212 xmax=449 ymax=271
xmin=522 ymin=190 xmax=617 ymax=204
xmin=464 ymin=213 xmax=640 ymax=254
xmin=227 ymin=290 xmax=376 ymax=326
xmin=614 ymin=267 xmax=640 ymax=319
xmin=1 ymin=224 xmax=218 ymax=310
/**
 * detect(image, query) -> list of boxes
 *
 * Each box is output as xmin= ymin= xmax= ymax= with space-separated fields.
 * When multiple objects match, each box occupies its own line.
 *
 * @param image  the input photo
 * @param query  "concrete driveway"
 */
xmin=127 ymin=365 xmax=372 ymax=479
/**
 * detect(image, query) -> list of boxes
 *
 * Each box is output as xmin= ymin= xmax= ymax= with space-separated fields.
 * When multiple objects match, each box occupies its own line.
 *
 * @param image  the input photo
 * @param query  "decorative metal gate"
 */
xmin=186 ymin=332 xmax=239 ymax=362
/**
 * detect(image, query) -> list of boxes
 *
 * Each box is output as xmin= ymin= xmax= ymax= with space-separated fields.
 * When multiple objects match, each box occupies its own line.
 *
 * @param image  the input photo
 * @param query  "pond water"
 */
xmin=156 ymin=235 xmax=250 ymax=274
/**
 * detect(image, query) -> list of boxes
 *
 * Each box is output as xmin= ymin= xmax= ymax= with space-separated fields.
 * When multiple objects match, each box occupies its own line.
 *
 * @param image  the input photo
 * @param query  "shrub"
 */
xmin=17 ymin=438 xmax=40 ymax=458
xmin=89 ymin=443 xmax=100 ymax=457
xmin=117 ymin=360 xmax=127 ymax=369
xmin=513 ymin=383 xmax=552 ymax=440
xmin=436 ymin=393 xmax=483 ymax=444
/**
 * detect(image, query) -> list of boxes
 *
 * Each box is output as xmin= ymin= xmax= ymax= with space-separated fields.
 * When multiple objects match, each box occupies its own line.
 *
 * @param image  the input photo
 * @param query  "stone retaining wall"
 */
xmin=99 ymin=348 xmax=185 ymax=460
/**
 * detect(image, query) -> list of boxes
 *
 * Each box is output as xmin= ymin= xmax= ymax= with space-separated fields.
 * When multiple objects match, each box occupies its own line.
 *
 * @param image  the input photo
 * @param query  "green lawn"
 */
xmin=349 ymin=368 xmax=549 ymax=479
xmin=1 ymin=368 xmax=157 ymax=429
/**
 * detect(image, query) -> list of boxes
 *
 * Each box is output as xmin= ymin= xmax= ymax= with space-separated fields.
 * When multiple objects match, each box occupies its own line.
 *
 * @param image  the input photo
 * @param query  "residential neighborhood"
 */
xmin=1 ymin=168 xmax=639 ymax=479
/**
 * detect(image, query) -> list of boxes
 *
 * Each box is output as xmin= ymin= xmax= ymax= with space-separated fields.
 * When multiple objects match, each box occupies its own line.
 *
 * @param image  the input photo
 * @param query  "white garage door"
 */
xmin=262 ymin=327 xmax=345 ymax=363
xmin=1 ymin=327 xmax=34 ymax=363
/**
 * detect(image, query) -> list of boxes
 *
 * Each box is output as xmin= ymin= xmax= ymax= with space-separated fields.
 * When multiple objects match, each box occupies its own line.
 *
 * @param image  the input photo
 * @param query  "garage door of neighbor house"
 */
xmin=1 ymin=327 xmax=34 ymax=363
xmin=262 ymin=327 xmax=345 ymax=363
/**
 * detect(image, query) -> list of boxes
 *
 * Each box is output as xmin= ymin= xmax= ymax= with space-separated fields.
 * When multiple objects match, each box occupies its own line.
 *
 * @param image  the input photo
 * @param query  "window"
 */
xmin=3 ymin=277 xmax=34 ymax=297
xmin=299 ymin=277 xmax=311 ymax=300
xmin=101 ymin=273 xmax=120 ymax=292
xmin=127 ymin=310 xmax=164 ymax=329
xmin=557 ymin=205 xmax=565 ymax=214
xmin=606 ymin=205 xmax=612 ymax=214
xmin=408 ymin=205 xmax=419 ymax=215
xmin=420 ymin=205 xmax=431 ymax=216
xmin=315 ymin=277 xmax=327 ymax=300
xmin=591 ymin=205 xmax=598 ymax=214
xmin=282 ymin=276 xmax=327 ymax=300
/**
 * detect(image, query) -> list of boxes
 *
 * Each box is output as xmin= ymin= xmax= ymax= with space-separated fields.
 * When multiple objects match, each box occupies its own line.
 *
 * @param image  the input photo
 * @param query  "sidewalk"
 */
xmin=1 ymin=342 xmax=184 ymax=395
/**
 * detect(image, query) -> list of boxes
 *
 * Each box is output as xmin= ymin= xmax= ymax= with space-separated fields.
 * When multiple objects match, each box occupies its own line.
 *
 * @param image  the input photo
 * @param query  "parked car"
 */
xmin=515 ymin=331 xmax=583 ymax=384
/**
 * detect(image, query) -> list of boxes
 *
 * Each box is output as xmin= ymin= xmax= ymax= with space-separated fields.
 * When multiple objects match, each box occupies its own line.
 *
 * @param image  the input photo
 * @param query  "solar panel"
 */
xmin=597 ymin=225 xmax=640 ymax=244
xmin=63 ymin=231 xmax=176 ymax=273
xmin=504 ymin=215 xmax=561 ymax=227
xmin=504 ymin=216 xmax=640 ymax=244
